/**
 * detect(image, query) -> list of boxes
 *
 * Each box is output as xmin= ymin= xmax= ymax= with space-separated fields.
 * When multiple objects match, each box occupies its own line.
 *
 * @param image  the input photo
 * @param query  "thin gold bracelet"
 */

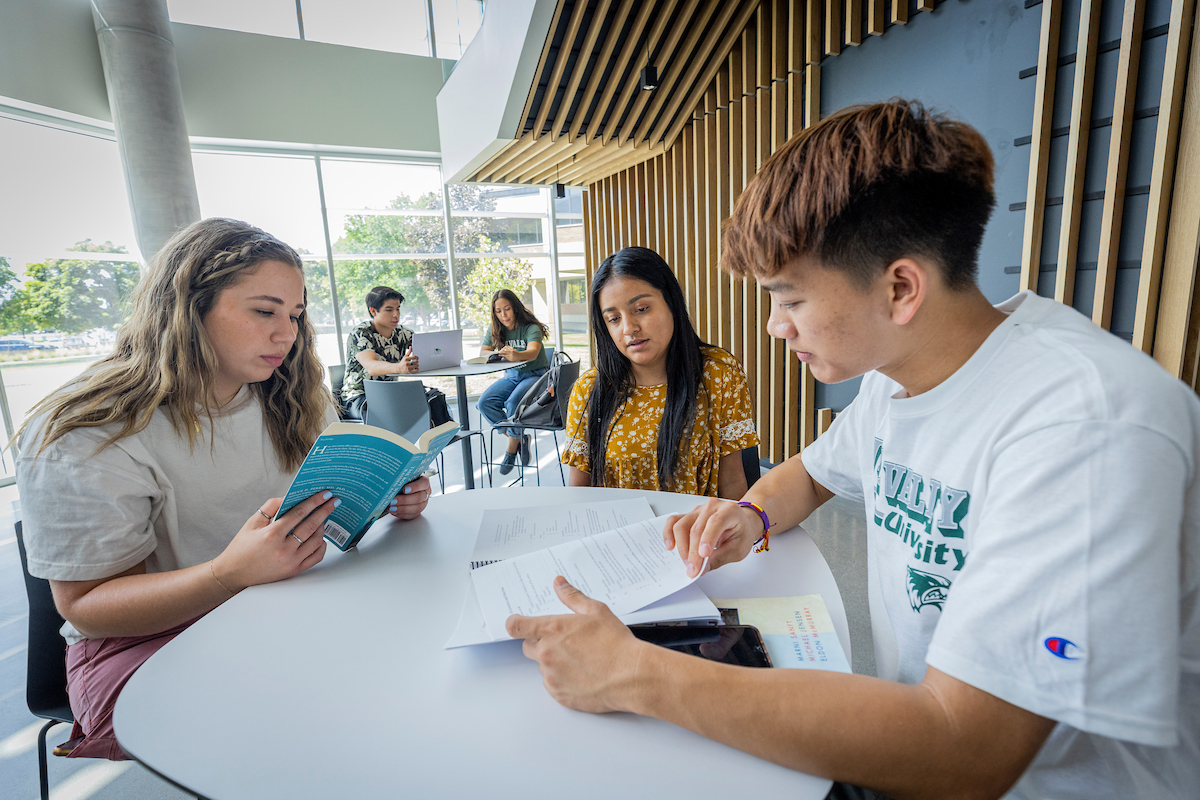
xmin=209 ymin=559 xmax=235 ymax=596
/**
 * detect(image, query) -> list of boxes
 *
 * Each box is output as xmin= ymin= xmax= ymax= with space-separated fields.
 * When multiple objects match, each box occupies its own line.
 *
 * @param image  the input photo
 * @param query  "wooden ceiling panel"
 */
xmin=466 ymin=0 xmax=762 ymax=186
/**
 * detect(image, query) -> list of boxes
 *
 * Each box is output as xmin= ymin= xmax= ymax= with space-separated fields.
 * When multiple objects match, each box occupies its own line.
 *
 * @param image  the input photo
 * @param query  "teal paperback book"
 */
xmin=275 ymin=420 xmax=459 ymax=550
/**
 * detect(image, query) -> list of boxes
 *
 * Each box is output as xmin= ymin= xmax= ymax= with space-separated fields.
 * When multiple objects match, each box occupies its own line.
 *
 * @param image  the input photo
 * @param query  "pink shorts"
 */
xmin=63 ymin=617 xmax=199 ymax=760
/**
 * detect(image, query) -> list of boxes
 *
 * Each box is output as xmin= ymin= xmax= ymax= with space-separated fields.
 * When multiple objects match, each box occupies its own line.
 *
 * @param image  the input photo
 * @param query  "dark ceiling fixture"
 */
xmin=640 ymin=64 xmax=658 ymax=91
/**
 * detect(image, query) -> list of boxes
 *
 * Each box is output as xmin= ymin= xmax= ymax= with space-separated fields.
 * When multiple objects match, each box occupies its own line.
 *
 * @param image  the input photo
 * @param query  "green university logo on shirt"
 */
xmin=873 ymin=438 xmax=971 ymax=614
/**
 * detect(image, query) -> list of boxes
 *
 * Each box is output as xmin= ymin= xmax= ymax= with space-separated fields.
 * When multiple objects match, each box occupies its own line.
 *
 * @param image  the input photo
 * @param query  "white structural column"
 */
xmin=92 ymin=0 xmax=200 ymax=262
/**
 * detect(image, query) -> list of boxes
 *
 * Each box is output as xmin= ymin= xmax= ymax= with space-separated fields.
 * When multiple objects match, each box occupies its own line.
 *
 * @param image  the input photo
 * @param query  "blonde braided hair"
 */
xmin=18 ymin=218 xmax=332 ymax=471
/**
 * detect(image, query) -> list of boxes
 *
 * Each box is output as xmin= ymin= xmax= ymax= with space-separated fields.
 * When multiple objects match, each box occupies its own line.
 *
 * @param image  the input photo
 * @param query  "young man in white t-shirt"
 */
xmin=504 ymin=101 xmax=1199 ymax=799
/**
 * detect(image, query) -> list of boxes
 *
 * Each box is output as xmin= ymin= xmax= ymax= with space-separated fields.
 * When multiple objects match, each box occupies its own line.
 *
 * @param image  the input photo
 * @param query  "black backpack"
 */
xmin=508 ymin=350 xmax=577 ymax=429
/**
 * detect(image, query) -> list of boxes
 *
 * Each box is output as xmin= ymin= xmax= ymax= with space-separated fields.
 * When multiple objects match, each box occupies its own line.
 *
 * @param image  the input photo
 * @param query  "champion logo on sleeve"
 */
xmin=1044 ymin=637 xmax=1081 ymax=660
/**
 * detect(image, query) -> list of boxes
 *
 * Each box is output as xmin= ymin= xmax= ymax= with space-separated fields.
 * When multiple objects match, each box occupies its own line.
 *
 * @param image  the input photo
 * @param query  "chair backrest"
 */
xmin=328 ymin=364 xmax=345 ymax=398
xmin=15 ymin=521 xmax=74 ymax=723
xmin=552 ymin=359 xmax=581 ymax=431
xmin=741 ymin=447 xmax=761 ymax=489
xmin=364 ymin=379 xmax=431 ymax=443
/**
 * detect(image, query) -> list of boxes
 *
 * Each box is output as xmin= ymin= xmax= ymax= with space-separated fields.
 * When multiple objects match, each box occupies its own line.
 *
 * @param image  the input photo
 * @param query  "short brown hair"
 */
xmin=722 ymin=99 xmax=995 ymax=290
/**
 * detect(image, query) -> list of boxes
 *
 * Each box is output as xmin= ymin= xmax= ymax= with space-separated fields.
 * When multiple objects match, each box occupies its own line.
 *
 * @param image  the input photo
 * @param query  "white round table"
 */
xmin=115 ymin=487 xmax=849 ymax=799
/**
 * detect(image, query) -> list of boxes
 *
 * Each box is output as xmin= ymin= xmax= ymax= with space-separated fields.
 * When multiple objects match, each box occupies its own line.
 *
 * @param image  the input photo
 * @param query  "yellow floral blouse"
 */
xmin=563 ymin=347 xmax=759 ymax=496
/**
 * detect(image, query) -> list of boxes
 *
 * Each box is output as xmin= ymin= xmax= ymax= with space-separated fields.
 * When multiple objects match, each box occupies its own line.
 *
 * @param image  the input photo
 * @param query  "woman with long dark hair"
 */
xmin=16 ymin=218 xmax=432 ymax=761
xmin=477 ymin=288 xmax=550 ymax=474
xmin=563 ymin=247 xmax=758 ymax=497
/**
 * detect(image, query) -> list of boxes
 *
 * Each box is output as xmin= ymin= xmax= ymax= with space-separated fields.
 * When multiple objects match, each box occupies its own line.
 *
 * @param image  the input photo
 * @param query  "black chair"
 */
xmin=742 ymin=446 xmax=762 ymax=489
xmin=493 ymin=357 xmax=581 ymax=487
xmin=16 ymin=521 xmax=74 ymax=800
xmin=364 ymin=379 xmax=489 ymax=492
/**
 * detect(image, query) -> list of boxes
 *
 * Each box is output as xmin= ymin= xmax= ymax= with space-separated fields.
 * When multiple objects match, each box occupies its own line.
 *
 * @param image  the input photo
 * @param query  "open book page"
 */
xmin=708 ymin=595 xmax=851 ymax=673
xmin=470 ymin=497 xmax=654 ymax=568
xmin=470 ymin=515 xmax=707 ymax=640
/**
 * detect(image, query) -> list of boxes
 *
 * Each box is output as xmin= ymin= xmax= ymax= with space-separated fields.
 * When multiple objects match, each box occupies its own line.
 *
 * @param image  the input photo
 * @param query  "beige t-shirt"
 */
xmin=17 ymin=387 xmax=335 ymax=642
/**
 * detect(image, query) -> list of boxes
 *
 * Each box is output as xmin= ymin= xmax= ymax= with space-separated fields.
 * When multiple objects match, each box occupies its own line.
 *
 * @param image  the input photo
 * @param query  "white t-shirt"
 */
xmin=801 ymin=291 xmax=1200 ymax=800
xmin=18 ymin=386 xmax=336 ymax=644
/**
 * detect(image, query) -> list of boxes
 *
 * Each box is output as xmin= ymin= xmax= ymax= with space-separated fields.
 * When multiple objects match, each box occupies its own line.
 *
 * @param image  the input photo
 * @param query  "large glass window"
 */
xmin=0 ymin=116 xmax=141 ymax=485
xmin=190 ymin=150 xmax=336 ymax=364
xmin=301 ymin=0 xmax=430 ymax=55
xmin=432 ymin=0 xmax=486 ymax=59
xmin=554 ymin=187 xmax=588 ymax=370
xmin=167 ymin=0 xmax=301 ymax=38
xmin=0 ymin=109 xmax=582 ymax=486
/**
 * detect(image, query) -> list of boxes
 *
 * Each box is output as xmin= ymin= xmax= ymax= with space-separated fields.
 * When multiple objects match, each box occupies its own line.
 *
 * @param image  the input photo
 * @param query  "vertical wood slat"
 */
xmin=716 ymin=57 xmax=734 ymax=353
xmin=767 ymin=0 xmax=788 ymax=462
xmin=846 ymin=0 xmax=863 ymax=46
xmin=1152 ymin=0 xmax=1200 ymax=376
xmin=706 ymin=86 xmax=724 ymax=348
xmin=673 ymin=140 xmax=689 ymax=314
xmin=825 ymin=0 xmax=841 ymax=56
xmin=816 ymin=407 xmax=833 ymax=437
xmin=1133 ymin=0 xmax=1198 ymax=353
xmin=681 ymin=125 xmax=700 ymax=319
xmin=663 ymin=153 xmax=674 ymax=278
xmin=646 ymin=158 xmax=658 ymax=254
xmin=1019 ymin=0 xmax=1063 ymax=293
xmin=728 ymin=46 xmax=743 ymax=365
xmin=1055 ymin=0 xmax=1102 ymax=307
xmin=917 ymin=0 xmax=935 ymax=10
xmin=892 ymin=0 xmax=909 ymax=24
xmin=869 ymin=0 xmax=885 ymax=35
xmin=583 ymin=187 xmax=595 ymax=295
xmin=1093 ymin=0 xmax=1145 ymax=328
xmin=693 ymin=104 xmax=710 ymax=341
xmin=756 ymin=1 xmax=775 ymax=460
xmin=740 ymin=26 xmax=759 ymax=414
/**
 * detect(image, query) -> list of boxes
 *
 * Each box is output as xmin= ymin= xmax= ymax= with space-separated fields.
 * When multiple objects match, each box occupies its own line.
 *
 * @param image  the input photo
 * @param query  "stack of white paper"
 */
xmin=445 ymin=499 xmax=719 ymax=648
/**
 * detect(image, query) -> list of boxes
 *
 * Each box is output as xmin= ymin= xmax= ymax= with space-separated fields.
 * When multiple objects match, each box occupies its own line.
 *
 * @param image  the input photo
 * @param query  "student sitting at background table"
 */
xmin=562 ymin=246 xmax=758 ymax=498
xmin=341 ymin=285 xmax=452 ymax=426
xmin=476 ymin=288 xmax=550 ymax=474
xmin=16 ymin=219 xmax=432 ymax=761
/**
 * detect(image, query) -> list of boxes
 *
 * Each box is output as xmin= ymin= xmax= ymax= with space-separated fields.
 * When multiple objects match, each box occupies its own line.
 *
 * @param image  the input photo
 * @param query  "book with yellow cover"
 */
xmin=707 ymin=595 xmax=851 ymax=673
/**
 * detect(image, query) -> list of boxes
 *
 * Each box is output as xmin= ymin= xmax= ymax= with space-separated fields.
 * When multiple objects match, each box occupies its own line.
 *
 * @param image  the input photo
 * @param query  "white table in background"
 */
xmin=412 ymin=360 xmax=510 ymax=489
xmin=115 ymin=487 xmax=851 ymax=800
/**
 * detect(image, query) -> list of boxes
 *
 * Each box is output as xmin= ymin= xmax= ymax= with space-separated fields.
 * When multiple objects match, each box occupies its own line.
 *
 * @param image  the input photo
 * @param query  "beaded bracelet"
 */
xmin=737 ymin=500 xmax=773 ymax=553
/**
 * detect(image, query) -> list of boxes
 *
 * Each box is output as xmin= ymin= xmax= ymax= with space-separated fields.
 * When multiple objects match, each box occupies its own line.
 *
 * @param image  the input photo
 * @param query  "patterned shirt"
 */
xmin=563 ymin=346 xmax=759 ymax=496
xmin=341 ymin=319 xmax=414 ymax=402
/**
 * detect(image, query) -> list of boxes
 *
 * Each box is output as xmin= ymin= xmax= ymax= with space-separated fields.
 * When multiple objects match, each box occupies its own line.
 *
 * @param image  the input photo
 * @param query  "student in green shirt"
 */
xmin=477 ymin=289 xmax=550 ymax=474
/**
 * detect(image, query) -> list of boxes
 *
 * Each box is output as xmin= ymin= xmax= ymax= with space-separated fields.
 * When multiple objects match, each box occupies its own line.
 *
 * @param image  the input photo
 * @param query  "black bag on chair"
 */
xmin=510 ymin=351 xmax=574 ymax=428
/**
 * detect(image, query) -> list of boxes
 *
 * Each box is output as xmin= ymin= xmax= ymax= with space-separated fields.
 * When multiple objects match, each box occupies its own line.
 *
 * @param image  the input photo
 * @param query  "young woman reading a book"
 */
xmin=562 ymin=247 xmax=758 ymax=498
xmin=476 ymin=288 xmax=550 ymax=474
xmin=16 ymin=218 xmax=432 ymax=761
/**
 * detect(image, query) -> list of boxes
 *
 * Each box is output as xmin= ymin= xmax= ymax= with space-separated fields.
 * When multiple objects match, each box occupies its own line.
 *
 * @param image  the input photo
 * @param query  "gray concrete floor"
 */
xmin=1 ymin=402 xmax=874 ymax=799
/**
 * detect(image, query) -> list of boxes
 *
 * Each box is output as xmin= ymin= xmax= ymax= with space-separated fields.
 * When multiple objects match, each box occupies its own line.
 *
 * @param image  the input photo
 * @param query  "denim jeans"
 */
xmin=477 ymin=366 xmax=548 ymax=439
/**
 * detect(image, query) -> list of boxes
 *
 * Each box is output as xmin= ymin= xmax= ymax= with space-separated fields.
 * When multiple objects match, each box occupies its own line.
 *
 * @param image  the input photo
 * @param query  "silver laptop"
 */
xmin=410 ymin=329 xmax=463 ymax=371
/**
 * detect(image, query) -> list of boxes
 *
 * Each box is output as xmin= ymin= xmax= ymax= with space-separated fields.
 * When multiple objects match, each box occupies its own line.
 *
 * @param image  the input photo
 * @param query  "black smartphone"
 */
xmin=628 ymin=624 xmax=772 ymax=668
xmin=486 ymin=353 xmax=505 ymax=363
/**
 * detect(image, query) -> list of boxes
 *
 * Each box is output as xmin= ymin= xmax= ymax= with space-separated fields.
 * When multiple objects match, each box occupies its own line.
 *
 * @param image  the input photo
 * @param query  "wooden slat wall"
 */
xmin=1024 ymin=0 xmax=1200 ymax=383
xmin=581 ymin=0 xmax=1200 ymax=465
